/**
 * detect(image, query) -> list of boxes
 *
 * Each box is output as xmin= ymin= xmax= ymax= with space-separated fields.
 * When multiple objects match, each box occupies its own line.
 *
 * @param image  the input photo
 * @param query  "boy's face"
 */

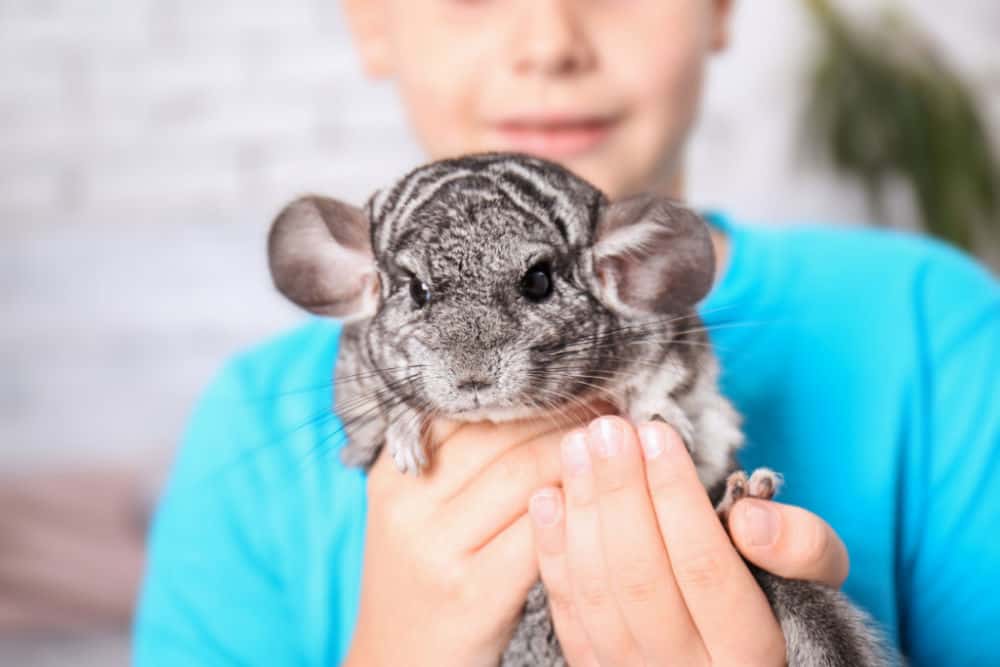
xmin=345 ymin=0 xmax=732 ymax=199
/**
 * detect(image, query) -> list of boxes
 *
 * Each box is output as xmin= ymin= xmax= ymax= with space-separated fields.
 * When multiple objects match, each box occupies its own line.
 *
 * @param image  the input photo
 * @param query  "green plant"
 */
xmin=802 ymin=0 xmax=999 ymax=256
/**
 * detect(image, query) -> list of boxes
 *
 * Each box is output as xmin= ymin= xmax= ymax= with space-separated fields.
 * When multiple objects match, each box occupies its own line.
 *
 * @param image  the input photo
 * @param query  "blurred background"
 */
xmin=1 ymin=0 xmax=997 ymax=664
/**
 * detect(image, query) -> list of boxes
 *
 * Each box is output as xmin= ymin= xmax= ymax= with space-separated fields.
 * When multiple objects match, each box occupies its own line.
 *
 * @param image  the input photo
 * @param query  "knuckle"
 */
xmin=546 ymin=586 xmax=577 ymax=617
xmin=565 ymin=483 xmax=597 ymax=509
xmin=645 ymin=464 xmax=683 ymax=498
xmin=536 ymin=529 xmax=566 ymax=557
xmin=674 ymin=548 xmax=729 ymax=589
xmin=616 ymin=566 xmax=662 ymax=604
xmin=576 ymin=574 xmax=613 ymax=608
xmin=596 ymin=471 xmax=631 ymax=497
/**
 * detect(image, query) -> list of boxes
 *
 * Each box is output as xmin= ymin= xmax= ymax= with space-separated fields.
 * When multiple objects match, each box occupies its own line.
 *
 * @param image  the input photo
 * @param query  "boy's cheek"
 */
xmin=404 ymin=90 xmax=489 ymax=161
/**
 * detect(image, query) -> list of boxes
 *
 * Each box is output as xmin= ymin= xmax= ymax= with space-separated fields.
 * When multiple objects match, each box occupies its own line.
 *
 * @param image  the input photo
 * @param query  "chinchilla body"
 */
xmin=267 ymin=153 xmax=898 ymax=666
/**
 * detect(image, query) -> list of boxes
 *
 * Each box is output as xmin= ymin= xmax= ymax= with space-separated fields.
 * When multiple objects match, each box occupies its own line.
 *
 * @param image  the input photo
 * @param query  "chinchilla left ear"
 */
xmin=591 ymin=194 xmax=715 ymax=316
xmin=267 ymin=195 xmax=379 ymax=319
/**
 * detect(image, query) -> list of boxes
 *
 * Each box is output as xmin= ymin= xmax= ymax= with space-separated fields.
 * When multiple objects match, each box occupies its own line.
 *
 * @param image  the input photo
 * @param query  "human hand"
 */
xmin=528 ymin=417 xmax=850 ymax=666
xmin=344 ymin=405 xmax=612 ymax=667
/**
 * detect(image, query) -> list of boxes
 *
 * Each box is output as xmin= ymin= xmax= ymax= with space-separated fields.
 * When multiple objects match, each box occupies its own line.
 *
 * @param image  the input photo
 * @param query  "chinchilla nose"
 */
xmin=455 ymin=374 xmax=493 ymax=392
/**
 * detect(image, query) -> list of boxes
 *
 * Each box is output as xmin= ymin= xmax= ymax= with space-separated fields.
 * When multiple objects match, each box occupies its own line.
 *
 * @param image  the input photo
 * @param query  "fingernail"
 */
xmin=638 ymin=423 xmax=667 ymax=460
xmin=739 ymin=501 xmax=780 ymax=547
xmin=562 ymin=431 xmax=590 ymax=473
xmin=530 ymin=490 xmax=560 ymax=526
xmin=589 ymin=417 xmax=622 ymax=458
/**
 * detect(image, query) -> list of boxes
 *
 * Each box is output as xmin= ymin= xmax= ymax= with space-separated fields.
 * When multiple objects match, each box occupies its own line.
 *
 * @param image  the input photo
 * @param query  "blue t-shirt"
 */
xmin=134 ymin=216 xmax=1000 ymax=666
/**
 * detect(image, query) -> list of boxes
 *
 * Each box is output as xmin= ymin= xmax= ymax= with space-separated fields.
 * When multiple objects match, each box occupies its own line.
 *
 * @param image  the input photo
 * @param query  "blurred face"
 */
xmin=345 ymin=0 xmax=733 ymax=199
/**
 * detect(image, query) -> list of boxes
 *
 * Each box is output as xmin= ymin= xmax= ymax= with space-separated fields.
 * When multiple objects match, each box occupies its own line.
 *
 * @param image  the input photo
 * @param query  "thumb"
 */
xmin=728 ymin=499 xmax=849 ymax=588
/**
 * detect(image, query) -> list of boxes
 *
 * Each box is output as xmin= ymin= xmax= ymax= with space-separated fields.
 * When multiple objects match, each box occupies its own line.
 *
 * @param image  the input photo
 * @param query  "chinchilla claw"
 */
xmin=392 ymin=449 xmax=407 ymax=472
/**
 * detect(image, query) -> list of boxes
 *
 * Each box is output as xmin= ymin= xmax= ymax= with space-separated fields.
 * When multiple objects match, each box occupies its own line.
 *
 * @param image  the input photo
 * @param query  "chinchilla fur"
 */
xmin=267 ymin=152 xmax=899 ymax=666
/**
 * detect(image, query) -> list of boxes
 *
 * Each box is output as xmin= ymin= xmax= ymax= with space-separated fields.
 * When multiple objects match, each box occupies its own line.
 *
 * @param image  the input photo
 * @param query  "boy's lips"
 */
xmin=491 ymin=114 xmax=617 ymax=159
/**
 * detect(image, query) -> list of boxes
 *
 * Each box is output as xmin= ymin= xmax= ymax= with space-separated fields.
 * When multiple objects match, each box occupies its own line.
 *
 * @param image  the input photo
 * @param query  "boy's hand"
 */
xmin=529 ymin=417 xmax=850 ymax=666
xmin=344 ymin=406 xmax=610 ymax=667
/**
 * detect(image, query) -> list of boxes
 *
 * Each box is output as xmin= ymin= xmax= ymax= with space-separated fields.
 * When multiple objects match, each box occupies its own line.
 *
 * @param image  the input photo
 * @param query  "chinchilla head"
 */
xmin=268 ymin=153 xmax=715 ymax=418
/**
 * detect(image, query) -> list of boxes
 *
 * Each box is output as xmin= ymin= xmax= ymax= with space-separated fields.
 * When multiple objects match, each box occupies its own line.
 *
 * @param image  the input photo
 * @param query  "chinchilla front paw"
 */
xmin=387 ymin=419 xmax=429 ymax=475
xmin=714 ymin=467 xmax=783 ymax=519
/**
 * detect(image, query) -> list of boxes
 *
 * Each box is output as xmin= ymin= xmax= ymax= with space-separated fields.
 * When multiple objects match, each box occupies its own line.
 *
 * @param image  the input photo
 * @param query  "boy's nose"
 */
xmin=512 ymin=0 xmax=595 ymax=77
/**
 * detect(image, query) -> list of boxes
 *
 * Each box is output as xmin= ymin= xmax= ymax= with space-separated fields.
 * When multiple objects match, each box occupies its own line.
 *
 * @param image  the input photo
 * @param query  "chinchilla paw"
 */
xmin=714 ymin=467 xmax=783 ymax=520
xmin=389 ymin=437 xmax=429 ymax=476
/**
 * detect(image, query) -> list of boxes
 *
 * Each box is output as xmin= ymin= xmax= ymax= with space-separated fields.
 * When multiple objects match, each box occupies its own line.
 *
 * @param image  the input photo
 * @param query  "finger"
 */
xmin=476 ymin=512 xmax=540 ymax=609
xmin=427 ymin=404 xmax=606 ymax=495
xmin=561 ymin=429 xmax=641 ymax=666
xmin=529 ymin=487 xmax=599 ymax=667
xmin=728 ymin=499 xmax=850 ymax=588
xmin=367 ymin=415 xmax=568 ymax=501
xmin=639 ymin=421 xmax=785 ymax=664
xmin=444 ymin=427 xmax=565 ymax=551
xmin=588 ymin=417 xmax=706 ymax=664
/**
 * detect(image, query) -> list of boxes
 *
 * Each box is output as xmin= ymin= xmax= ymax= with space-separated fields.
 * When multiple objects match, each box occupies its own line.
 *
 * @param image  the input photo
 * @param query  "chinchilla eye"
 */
xmin=408 ymin=275 xmax=430 ymax=308
xmin=519 ymin=262 xmax=553 ymax=302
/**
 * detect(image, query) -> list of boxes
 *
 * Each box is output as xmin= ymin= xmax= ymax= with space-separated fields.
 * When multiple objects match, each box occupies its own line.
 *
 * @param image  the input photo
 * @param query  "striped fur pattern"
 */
xmin=268 ymin=153 xmax=898 ymax=666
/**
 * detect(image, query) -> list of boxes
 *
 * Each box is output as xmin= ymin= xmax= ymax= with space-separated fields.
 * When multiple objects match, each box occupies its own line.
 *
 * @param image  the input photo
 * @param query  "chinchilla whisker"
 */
xmin=525 ymin=371 xmax=623 ymax=407
xmin=335 ymin=364 xmax=428 ymax=384
xmin=237 ymin=365 xmax=429 ymax=403
xmin=552 ymin=324 xmax=691 ymax=351
xmin=547 ymin=332 xmax=676 ymax=357
xmin=673 ymin=320 xmax=775 ymax=336
xmin=528 ymin=395 xmax=585 ymax=433
xmin=562 ymin=313 xmax=697 ymax=338
xmin=522 ymin=392 xmax=587 ymax=431
xmin=550 ymin=342 xmax=723 ymax=364
xmin=530 ymin=371 xmax=620 ymax=390
xmin=534 ymin=385 xmax=612 ymax=421
xmin=335 ymin=380 xmax=417 ymax=415
xmin=526 ymin=365 xmax=621 ymax=376
xmin=549 ymin=352 xmax=712 ymax=380
xmin=197 ymin=402 xmax=349 ymax=486
xmin=550 ymin=333 xmax=727 ymax=358
xmin=543 ymin=353 xmax=675 ymax=372
xmin=299 ymin=395 xmax=415 ymax=466
xmin=525 ymin=369 xmax=623 ymax=388
xmin=557 ymin=312 xmax=758 ymax=349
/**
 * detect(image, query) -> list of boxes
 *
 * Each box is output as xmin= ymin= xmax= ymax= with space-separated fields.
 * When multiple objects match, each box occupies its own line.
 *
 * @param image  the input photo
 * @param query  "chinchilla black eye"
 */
xmin=408 ymin=275 xmax=430 ymax=308
xmin=520 ymin=262 xmax=553 ymax=302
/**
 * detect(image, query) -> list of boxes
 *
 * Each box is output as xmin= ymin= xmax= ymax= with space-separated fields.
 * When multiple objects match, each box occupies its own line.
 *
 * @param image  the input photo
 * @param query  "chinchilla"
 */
xmin=267 ymin=152 xmax=898 ymax=666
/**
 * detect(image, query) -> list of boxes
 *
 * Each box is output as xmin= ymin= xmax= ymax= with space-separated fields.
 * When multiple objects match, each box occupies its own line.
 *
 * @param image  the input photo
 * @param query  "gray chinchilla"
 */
xmin=267 ymin=152 xmax=898 ymax=666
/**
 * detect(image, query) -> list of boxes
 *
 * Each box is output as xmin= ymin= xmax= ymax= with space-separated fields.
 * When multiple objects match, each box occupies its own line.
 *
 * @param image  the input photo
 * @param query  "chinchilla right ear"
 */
xmin=267 ymin=195 xmax=378 ymax=319
xmin=591 ymin=194 xmax=715 ymax=316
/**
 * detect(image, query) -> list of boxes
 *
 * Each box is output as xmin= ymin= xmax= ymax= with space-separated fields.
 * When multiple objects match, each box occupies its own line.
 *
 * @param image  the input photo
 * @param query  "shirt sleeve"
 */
xmin=132 ymin=360 xmax=307 ymax=667
xmin=901 ymin=246 xmax=1000 ymax=664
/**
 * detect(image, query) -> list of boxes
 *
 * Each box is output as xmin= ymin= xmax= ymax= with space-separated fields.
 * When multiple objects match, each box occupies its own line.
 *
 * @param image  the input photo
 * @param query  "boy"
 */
xmin=135 ymin=1 xmax=1000 ymax=665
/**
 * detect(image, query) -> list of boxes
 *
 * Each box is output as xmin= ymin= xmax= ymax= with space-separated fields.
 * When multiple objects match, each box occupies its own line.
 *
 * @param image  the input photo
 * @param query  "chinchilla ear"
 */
xmin=591 ymin=194 xmax=715 ymax=315
xmin=268 ymin=195 xmax=378 ymax=318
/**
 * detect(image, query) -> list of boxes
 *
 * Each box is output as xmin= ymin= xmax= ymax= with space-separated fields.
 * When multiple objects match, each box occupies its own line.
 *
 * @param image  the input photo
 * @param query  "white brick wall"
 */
xmin=0 ymin=0 xmax=422 ymax=476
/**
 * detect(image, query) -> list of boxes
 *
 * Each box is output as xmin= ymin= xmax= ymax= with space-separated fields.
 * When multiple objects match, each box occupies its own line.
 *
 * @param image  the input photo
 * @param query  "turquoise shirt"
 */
xmin=134 ymin=217 xmax=1000 ymax=666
